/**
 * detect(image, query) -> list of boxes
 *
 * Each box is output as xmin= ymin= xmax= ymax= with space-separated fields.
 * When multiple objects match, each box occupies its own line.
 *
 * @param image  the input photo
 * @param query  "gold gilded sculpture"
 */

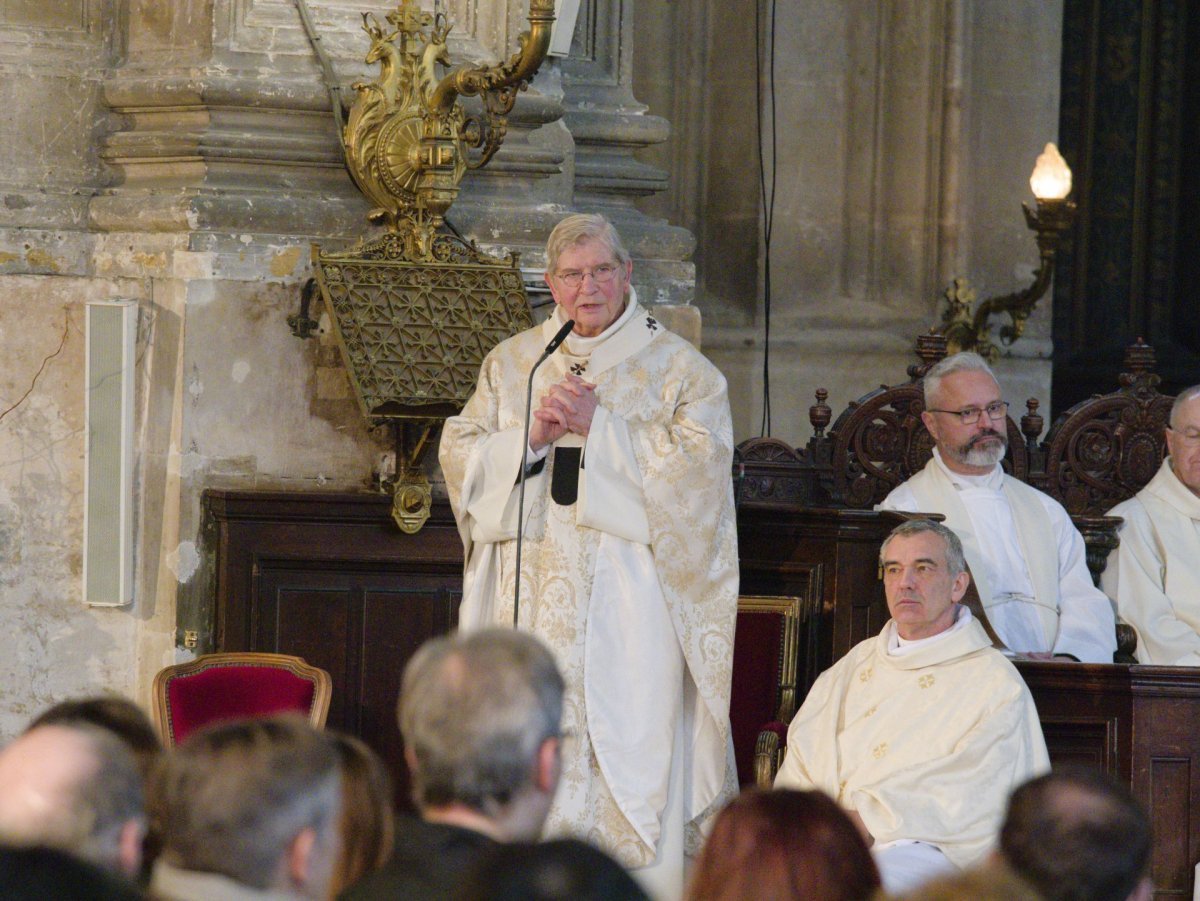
xmin=344 ymin=0 xmax=554 ymax=253
xmin=298 ymin=0 xmax=554 ymax=532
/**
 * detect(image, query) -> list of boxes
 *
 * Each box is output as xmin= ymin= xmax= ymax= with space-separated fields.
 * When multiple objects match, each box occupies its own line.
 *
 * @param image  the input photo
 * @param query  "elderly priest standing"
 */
xmin=878 ymin=352 xmax=1117 ymax=663
xmin=1102 ymin=385 xmax=1200 ymax=665
xmin=775 ymin=519 xmax=1049 ymax=894
xmin=439 ymin=213 xmax=738 ymax=899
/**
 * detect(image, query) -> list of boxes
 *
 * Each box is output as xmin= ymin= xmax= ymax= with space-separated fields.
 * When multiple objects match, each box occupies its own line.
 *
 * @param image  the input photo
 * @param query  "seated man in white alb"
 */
xmin=878 ymin=352 xmax=1117 ymax=662
xmin=775 ymin=519 xmax=1049 ymax=894
xmin=1102 ymin=385 xmax=1200 ymax=664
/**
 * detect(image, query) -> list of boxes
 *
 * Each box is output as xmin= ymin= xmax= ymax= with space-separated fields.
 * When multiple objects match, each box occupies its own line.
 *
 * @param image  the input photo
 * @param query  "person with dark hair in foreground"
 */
xmin=329 ymin=732 xmax=395 ymax=897
xmin=455 ymin=839 xmax=649 ymax=901
xmin=685 ymin=789 xmax=880 ymax=901
xmin=998 ymin=768 xmax=1152 ymax=901
xmin=341 ymin=628 xmax=565 ymax=900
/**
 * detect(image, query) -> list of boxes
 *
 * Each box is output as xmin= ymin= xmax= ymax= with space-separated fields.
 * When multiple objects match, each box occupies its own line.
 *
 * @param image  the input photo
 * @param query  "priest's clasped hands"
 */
xmin=529 ymin=374 xmax=597 ymax=451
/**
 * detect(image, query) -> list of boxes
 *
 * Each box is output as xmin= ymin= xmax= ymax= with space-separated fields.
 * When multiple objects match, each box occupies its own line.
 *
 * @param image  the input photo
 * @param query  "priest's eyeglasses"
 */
xmin=555 ymin=263 xmax=619 ymax=288
xmin=927 ymin=400 xmax=1010 ymax=426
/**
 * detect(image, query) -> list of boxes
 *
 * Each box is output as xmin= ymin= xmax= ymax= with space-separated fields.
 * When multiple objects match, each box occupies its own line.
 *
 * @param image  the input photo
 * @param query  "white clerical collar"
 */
xmin=1149 ymin=457 xmax=1200 ymax=520
xmin=553 ymin=286 xmax=641 ymax=356
xmin=887 ymin=605 xmax=973 ymax=656
xmin=932 ymin=446 xmax=1004 ymax=491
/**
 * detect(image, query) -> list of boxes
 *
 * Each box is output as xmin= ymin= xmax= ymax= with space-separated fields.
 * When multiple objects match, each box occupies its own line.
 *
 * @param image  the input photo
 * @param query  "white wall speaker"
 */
xmin=84 ymin=300 xmax=137 ymax=607
xmin=548 ymin=0 xmax=582 ymax=57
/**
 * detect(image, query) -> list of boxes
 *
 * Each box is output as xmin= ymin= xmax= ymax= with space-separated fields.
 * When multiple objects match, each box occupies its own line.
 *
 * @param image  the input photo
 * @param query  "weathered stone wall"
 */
xmin=0 ymin=0 xmax=689 ymax=739
xmin=0 ymin=0 xmax=1067 ymax=739
xmin=634 ymin=0 xmax=1064 ymax=443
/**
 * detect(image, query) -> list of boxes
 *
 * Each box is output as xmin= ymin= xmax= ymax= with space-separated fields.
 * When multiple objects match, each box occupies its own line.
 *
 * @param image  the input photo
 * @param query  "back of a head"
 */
xmin=399 ymin=628 xmax=564 ymax=814
xmin=455 ymin=839 xmax=649 ymax=901
xmin=153 ymin=714 xmax=341 ymax=891
xmin=330 ymin=731 xmax=395 ymax=895
xmin=894 ymin=861 xmax=1042 ymax=901
xmin=686 ymin=789 xmax=881 ymax=901
xmin=1000 ymin=768 xmax=1151 ymax=901
xmin=28 ymin=695 xmax=162 ymax=783
xmin=0 ymin=722 xmax=145 ymax=876
xmin=0 ymin=844 xmax=144 ymax=901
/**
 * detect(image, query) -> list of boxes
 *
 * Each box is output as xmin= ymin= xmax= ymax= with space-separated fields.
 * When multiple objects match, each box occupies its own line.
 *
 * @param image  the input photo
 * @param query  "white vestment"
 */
xmin=775 ymin=608 xmax=1050 ymax=883
xmin=438 ymin=294 xmax=739 ymax=874
xmin=879 ymin=450 xmax=1117 ymax=662
xmin=1103 ymin=459 xmax=1200 ymax=665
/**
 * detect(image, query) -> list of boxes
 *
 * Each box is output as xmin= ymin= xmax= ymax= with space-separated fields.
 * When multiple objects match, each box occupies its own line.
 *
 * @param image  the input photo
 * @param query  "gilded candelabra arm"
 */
xmin=427 ymin=0 xmax=555 ymax=168
xmin=940 ymin=196 xmax=1075 ymax=360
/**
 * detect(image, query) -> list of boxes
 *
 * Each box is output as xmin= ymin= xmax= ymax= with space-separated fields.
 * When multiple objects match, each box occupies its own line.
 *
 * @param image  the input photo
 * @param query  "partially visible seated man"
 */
xmin=1102 ymin=385 xmax=1200 ymax=665
xmin=341 ymin=628 xmax=565 ymax=900
xmin=775 ymin=519 xmax=1049 ymax=894
xmin=878 ymin=351 xmax=1117 ymax=662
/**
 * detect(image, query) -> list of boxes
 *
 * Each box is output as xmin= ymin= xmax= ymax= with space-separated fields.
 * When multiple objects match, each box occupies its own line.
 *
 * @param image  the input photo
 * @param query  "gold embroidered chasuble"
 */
xmin=1104 ymin=459 xmax=1200 ymax=665
xmin=439 ymin=297 xmax=739 ymax=866
xmin=775 ymin=614 xmax=1049 ymax=870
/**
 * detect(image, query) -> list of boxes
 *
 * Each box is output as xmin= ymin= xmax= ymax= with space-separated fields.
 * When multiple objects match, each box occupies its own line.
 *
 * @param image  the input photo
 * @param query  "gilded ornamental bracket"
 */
xmin=295 ymin=0 xmax=553 ymax=532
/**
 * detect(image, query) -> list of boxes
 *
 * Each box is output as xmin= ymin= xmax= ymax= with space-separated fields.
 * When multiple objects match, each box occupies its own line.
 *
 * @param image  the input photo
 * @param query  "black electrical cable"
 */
xmin=755 ymin=0 xmax=778 ymax=436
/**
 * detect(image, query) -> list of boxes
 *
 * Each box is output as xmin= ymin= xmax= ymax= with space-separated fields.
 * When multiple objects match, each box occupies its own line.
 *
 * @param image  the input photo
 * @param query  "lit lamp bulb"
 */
xmin=1029 ymin=142 xmax=1072 ymax=200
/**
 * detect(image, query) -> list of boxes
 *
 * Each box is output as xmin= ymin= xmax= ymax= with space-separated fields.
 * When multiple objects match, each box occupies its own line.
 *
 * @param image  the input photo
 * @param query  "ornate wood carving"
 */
xmin=1036 ymin=339 xmax=1172 ymax=516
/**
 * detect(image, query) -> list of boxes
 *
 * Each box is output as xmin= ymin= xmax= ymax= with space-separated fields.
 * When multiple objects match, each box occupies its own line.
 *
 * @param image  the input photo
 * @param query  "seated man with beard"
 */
xmin=877 ymin=352 xmax=1116 ymax=662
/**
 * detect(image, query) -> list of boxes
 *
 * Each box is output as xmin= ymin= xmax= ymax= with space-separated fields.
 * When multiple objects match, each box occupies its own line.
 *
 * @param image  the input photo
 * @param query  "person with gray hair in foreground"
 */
xmin=150 ymin=714 xmax=342 ymax=901
xmin=775 ymin=519 xmax=1049 ymax=894
xmin=1102 ymin=384 xmax=1200 ymax=664
xmin=878 ymin=351 xmax=1116 ymax=662
xmin=341 ymin=627 xmax=565 ymax=900
xmin=0 ymin=721 xmax=146 ymax=881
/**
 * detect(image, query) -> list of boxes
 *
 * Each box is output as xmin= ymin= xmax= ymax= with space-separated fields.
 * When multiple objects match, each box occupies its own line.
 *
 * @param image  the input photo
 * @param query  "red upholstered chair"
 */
xmin=731 ymin=595 xmax=803 ymax=789
xmin=151 ymin=652 xmax=333 ymax=746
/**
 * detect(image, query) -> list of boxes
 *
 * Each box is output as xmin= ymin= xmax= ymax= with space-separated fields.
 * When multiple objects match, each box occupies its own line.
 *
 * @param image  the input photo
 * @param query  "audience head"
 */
xmin=456 ymin=838 xmax=649 ymax=901
xmin=0 ymin=845 xmax=145 ymax=901
xmin=893 ymin=860 xmax=1042 ymax=901
xmin=153 ymin=714 xmax=342 ymax=899
xmin=28 ymin=694 xmax=162 ymax=782
xmin=999 ymin=767 xmax=1152 ymax=901
xmin=398 ymin=627 xmax=565 ymax=841
xmin=0 ymin=722 xmax=146 ymax=879
xmin=1167 ymin=384 xmax=1200 ymax=495
xmin=879 ymin=519 xmax=970 ymax=641
xmin=921 ymin=351 xmax=1009 ymax=473
xmin=329 ymin=731 xmax=395 ymax=896
xmin=685 ymin=788 xmax=880 ymax=901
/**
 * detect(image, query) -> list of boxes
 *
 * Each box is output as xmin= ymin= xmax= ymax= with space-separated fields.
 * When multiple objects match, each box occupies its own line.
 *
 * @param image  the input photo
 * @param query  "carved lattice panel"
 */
xmin=314 ymin=234 xmax=532 ymax=421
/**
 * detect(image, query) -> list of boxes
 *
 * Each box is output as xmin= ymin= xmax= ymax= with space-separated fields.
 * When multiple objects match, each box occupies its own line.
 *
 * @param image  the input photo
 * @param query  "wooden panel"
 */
xmin=1132 ymin=669 xmax=1200 ymax=900
xmin=206 ymin=490 xmax=464 ymax=810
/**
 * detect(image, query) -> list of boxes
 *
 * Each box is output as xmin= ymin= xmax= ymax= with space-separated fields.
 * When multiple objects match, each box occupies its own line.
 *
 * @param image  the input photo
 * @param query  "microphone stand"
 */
xmin=514 ymin=318 xmax=575 ymax=628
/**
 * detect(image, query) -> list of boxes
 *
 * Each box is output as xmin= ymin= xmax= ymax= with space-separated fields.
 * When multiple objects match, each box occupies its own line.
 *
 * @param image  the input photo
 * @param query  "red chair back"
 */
xmin=152 ymin=652 xmax=332 ymax=746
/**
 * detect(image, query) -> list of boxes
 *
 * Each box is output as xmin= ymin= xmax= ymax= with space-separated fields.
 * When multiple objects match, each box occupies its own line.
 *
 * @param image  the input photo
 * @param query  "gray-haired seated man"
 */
xmin=775 ymin=519 xmax=1049 ymax=894
xmin=151 ymin=715 xmax=343 ymax=901
xmin=342 ymin=627 xmax=565 ymax=900
xmin=878 ymin=351 xmax=1117 ymax=662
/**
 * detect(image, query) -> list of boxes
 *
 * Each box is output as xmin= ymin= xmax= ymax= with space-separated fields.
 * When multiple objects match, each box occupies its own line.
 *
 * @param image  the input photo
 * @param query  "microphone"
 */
xmin=514 ymin=318 xmax=575 ymax=628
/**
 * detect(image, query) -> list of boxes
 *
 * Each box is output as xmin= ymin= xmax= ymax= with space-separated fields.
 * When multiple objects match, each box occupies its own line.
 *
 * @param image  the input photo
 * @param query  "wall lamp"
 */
xmin=941 ymin=143 xmax=1077 ymax=360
